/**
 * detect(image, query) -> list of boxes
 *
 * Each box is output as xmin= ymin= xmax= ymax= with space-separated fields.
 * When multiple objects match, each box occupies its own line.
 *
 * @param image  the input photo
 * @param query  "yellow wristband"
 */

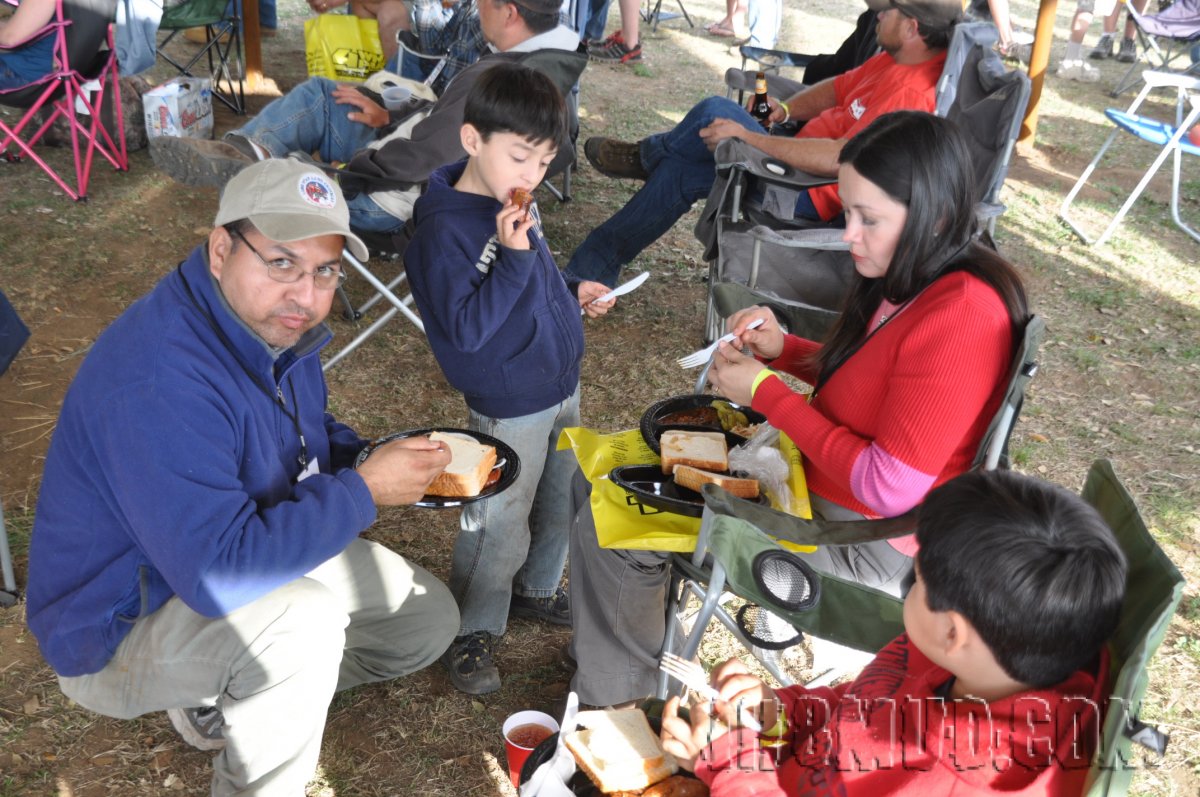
xmin=750 ymin=368 xmax=775 ymax=397
xmin=778 ymin=100 xmax=790 ymax=124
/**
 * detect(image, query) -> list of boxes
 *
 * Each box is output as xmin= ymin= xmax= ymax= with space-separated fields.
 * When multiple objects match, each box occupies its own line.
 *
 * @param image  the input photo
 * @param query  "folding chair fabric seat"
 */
xmin=1059 ymin=71 xmax=1200 ymax=246
xmin=0 ymin=0 xmax=129 ymax=200
xmin=1110 ymin=0 xmax=1200 ymax=97
xmin=157 ymin=0 xmax=245 ymax=114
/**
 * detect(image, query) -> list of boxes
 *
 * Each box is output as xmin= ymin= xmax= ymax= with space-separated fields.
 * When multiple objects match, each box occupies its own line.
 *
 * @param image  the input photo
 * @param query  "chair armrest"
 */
xmin=749 ymin=225 xmax=848 ymax=251
xmin=714 ymin=137 xmax=836 ymax=190
xmin=1141 ymin=70 xmax=1200 ymax=91
xmin=738 ymin=45 xmax=815 ymax=70
xmin=725 ymin=66 xmax=807 ymax=99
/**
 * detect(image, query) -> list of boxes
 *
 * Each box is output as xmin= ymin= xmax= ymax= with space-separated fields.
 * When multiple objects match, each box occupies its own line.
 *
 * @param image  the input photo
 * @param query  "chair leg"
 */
xmin=1 ymin=499 xmax=18 ymax=608
xmin=1058 ymin=127 xmax=1122 ymax=245
xmin=1167 ymin=112 xmax=1200 ymax=244
xmin=1094 ymin=125 xmax=1193 ymax=247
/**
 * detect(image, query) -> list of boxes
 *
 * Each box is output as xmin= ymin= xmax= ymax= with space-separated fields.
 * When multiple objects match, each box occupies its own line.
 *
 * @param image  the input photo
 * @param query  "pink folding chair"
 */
xmin=0 ymin=0 xmax=128 ymax=201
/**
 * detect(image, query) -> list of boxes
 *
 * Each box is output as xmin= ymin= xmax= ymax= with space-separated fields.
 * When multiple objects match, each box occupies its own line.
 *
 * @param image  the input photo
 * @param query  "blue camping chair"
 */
xmin=1059 ymin=70 xmax=1200 ymax=246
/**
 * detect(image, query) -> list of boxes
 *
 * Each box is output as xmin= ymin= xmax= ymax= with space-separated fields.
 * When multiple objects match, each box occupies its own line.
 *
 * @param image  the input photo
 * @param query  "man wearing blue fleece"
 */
xmin=25 ymin=157 xmax=459 ymax=796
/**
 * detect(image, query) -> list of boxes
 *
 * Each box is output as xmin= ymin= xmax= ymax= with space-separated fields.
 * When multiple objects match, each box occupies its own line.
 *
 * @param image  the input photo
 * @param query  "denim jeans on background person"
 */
xmin=746 ymin=0 xmax=781 ymax=48
xmin=565 ymin=95 xmax=820 ymax=287
xmin=576 ymin=0 xmax=612 ymax=42
xmin=228 ymin=77 xmax=404 ymax=233
xmin=451 ymin=387 xmax=581 ymax=637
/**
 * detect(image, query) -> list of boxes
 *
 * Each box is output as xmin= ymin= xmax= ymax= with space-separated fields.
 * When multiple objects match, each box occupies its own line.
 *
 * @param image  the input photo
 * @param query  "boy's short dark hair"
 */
xmin=463 ymin=62 xmax=568 ymax=148
xmin=916 ymin=469 xmax=1127 ymax=689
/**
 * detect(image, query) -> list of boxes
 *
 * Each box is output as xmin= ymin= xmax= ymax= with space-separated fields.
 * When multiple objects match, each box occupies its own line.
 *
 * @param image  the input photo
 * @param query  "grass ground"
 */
xmin=0 ymin=0 xmax=1197 ymax=794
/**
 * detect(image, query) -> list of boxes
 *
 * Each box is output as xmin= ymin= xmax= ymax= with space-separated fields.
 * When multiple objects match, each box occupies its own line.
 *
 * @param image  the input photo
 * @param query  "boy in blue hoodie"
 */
xmin=406 ymin=62 xmax=615 ymax=695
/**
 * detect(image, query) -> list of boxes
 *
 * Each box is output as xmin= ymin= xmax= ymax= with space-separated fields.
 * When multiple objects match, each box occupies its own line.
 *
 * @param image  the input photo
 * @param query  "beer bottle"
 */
xmin=750 ymin=71 xmax=772 ymax=130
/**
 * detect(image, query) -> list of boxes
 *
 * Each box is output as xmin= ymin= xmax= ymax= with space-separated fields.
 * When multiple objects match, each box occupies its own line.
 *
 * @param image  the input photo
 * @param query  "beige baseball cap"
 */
xmin=214 ymin=157 xmax=369 ymax=261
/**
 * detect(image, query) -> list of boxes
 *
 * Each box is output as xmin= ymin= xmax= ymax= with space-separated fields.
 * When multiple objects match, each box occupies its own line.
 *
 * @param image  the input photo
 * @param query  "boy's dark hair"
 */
xmin=916 ymin=469 xmax=1127 ymax=689
xmin=463 ymin=62 xmax=568 ymax=148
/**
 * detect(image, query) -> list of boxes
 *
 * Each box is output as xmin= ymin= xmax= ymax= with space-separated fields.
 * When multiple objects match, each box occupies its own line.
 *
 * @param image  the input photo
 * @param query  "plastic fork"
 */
xmin=676 ymin=318 xmax=765 ymax=369
xmin=658 ymin=652 xmax=763 ymax=731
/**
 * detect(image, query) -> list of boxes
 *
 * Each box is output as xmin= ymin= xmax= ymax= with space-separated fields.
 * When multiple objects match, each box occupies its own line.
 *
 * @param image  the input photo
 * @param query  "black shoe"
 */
xmin=441 ymin=632 xmax=501 ymax=695
xmin=584 ymin=137 xmax=648 ymax=181
xmin=510 ymin=586 xmax=571 ymax=626
xmin=1116 ymin=37 xmax=1137 ymax=63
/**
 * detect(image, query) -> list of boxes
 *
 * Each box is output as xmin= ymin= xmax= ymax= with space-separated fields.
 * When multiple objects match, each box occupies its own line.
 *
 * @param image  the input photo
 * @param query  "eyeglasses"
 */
xmin=229 ymin=228 xmax=348 ymax=290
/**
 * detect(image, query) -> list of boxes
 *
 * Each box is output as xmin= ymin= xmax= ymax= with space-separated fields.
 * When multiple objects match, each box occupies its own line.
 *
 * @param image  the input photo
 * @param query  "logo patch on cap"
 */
xmin=298 ymin=174 xmax=337 ymax=209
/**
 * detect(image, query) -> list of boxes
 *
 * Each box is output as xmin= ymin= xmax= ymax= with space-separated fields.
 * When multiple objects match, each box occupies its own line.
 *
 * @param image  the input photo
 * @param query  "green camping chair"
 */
xmin=656 ymin=459 xmax=1183 ymax=796
xmin=157 ymin=0 xmax=245 ymax=114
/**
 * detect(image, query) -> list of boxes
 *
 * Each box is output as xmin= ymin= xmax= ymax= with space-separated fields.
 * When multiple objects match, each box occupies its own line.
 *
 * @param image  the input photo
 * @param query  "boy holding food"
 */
xmin=659 ymin=469 xmax=1126 ymax=796
xmin=405 ymin=62 xmax=614 ymax=695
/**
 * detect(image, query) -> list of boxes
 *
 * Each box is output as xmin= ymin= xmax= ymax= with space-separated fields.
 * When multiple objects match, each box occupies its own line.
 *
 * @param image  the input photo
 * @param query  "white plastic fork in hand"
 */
xmin=676 ymin=318 xmax=765 ymax=369
xmin=658 ymin=653 xmax=763 ymax=731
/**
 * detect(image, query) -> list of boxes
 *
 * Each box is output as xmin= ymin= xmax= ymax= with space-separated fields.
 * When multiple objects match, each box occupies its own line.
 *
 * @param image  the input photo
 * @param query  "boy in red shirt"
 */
xmin=661 ymin=469 xmax=1127 ymax=796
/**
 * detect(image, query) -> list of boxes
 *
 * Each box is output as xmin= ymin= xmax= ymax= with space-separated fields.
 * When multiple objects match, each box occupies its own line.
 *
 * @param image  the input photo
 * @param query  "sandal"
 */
xmin=705 ymin=21 xmax=739 ymax=37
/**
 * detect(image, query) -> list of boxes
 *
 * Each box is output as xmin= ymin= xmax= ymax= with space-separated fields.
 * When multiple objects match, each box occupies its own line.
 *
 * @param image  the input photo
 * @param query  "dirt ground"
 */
xmin=1 ymin=0 xmax=1198 ymax=794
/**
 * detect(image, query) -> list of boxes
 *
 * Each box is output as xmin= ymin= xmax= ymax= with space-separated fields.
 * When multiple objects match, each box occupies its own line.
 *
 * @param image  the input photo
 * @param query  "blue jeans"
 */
xmin=565 ymin=95 xmax=819 ymax=287
xmin=577 ymin=0 xmax=612 ymax=41
xmin=451 ymin=388 xmax=581 ymax=636
xmin=229 ymin=77 xmax=404 ymax=233
xmin=746 ymin=0 xmax=781 ymax=48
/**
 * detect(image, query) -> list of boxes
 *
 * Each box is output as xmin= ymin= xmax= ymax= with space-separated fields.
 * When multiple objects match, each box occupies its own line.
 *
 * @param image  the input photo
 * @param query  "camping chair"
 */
xmin=655 ymin=459 xmax=1183 ymax=797
xmin=665 ymin=311 xmax=1044 ymax=688
xmin=1110 ymin=0 xmax=1200 ymax=97
xmin=1059 ymin=70 xmax=1200 ymax=247
xmin=695 ymin=21 xmax=1031 ymax=342
xmin=323 ymin=229 xmax=425 ymax=372
xmin=0 ymin=0 xmax=128 ymax=201
xmin=322 ymin=48 xmax=588 ymax=369
xmin=641 ymin=0 xmax=692 ymax=31
xmin=157 ymin=0 xmax=245 ymax=114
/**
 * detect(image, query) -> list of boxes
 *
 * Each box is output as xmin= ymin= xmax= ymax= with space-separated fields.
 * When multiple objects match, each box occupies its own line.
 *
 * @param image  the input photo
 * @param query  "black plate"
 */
xmin=640 ymin=394 xmax=767 ymax=455
xmin=610 ymin=464 xmax=769 ymax=518
xmin=354 ymin=427 xmax=520 ymax=508
xmin=519 ymin=709 xmax=700 ymax=793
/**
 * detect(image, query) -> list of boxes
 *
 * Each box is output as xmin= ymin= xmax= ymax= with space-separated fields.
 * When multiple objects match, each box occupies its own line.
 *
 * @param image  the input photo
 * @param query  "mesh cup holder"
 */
xmin=734 ymin=549 xmax=821 ymax=650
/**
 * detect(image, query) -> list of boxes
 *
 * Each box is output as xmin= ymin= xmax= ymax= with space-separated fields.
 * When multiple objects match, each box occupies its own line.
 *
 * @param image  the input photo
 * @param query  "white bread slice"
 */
xmin=660 ymin=430 xmax=728 ymax=475
xmin=673 ymin=464 xmax=760 ymax=499
xmin=564 ymin=709 xmax=678 ymax=793
xmin=426 ymin=431 xmax=497 ymax=497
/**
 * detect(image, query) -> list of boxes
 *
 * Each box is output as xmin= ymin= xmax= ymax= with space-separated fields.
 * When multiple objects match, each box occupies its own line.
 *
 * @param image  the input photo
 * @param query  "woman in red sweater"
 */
xmin=708 ymin=110 xmax=1028 ymax=596
xmin=566 ymin=111 xmax=1028 ymax=708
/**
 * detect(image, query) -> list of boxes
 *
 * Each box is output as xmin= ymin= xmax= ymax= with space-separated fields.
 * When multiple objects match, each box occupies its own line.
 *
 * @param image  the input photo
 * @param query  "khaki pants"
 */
xmin=59 ymin=539 xmax=458 ymax=796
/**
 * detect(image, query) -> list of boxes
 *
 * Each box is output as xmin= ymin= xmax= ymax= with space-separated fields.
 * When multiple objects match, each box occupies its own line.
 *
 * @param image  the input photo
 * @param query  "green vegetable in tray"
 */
xmin=711 ymin=400 xmax=749 ymax=432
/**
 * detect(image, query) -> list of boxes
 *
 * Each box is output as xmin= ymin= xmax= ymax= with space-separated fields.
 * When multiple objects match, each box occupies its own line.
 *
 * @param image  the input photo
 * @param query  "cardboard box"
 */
xmin=143 ymin=77 xmax=213 ymax=140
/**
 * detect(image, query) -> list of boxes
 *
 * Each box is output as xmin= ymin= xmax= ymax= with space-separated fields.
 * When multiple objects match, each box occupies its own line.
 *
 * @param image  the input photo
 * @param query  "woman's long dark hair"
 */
xmin=811 ymin=111 xmax=1028 ymax=386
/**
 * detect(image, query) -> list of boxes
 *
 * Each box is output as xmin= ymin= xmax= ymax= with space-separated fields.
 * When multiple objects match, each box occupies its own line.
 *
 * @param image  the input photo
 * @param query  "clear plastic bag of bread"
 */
xmin=727 ymin=424 xmax=800 ymax=514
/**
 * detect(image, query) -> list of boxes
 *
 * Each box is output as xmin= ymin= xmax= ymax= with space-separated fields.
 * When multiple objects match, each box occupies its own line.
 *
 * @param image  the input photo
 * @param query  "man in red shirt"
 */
xmin=563 ymin=0 xmax=962 ymax=286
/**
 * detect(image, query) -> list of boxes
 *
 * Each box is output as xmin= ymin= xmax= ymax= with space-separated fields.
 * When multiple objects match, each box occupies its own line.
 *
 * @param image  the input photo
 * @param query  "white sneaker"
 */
xmin=1056 ymin=60 xmax=1101 ymax=83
